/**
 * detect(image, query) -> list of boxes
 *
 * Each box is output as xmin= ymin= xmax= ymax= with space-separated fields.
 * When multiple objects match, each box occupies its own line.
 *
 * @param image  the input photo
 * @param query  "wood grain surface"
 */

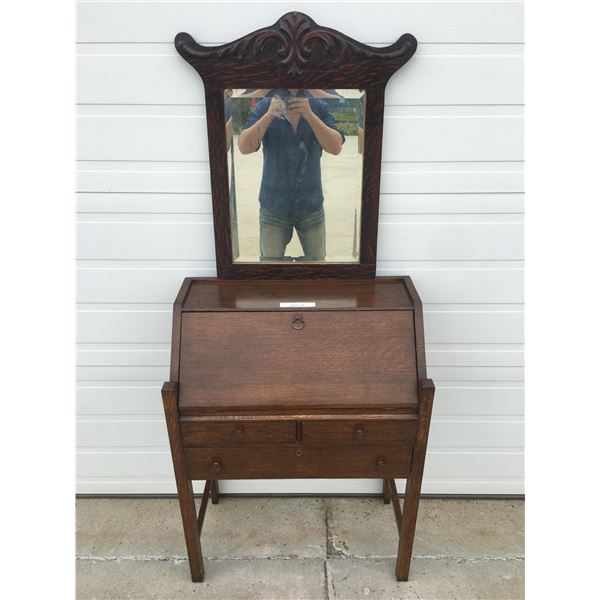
xmin=178 ymin=310 xmax=418 ymax=412
xmin=180 ymin=277 xmax=414 ymax=311
xmin=184 ymin=444 xmax=413 ymax=479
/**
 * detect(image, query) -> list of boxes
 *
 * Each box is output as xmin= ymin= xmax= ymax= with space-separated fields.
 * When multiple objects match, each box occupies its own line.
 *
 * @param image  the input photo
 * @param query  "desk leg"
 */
xmin=210 ymin=480 xmax=220 ymax=504
xmin=383 ymin=479 xmax=391 ymax=504
xmin=396 ymin=468 xmax=421 ymax=581
xmin=162 ymin=383 xmax=205 ymax=582
xmin=396 ymin=379 xmax=435 ymax=581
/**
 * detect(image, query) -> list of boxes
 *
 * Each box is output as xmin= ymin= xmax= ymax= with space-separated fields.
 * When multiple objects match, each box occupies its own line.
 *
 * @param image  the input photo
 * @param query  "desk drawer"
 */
xmin=184 ymin=445 xmax=412 ymax=479
xmin=302 ymin=419 xmax=418 ymax=445
xmin=181 ymin=420 xmax=296 ymax=446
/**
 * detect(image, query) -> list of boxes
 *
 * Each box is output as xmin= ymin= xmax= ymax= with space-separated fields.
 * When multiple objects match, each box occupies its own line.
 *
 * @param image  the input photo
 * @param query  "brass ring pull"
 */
xmin=291 ymin=314 xmax=305 ymax=330
xmin=211 ymin=458 xmax=222 ymax=472
xmin=376 ymin=457 xmax=386 ymax=471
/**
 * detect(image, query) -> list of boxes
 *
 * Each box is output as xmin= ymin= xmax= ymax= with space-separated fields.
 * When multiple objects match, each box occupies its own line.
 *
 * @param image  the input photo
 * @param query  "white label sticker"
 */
xmin=279 ymin=301 xmax=316 ymax=308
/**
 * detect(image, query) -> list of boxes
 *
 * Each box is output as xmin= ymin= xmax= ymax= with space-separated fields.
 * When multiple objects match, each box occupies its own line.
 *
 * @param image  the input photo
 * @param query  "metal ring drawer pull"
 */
xmin=234 ymin=425 xmax=245 ymax=438
xmin=376 ymin=457 xmax=386 ymax=471
xmin=291 ymin=314 xmax=305 ymax=330
xmin=211 ymin=458 xmax=222 ymax=472
xmin=354 ymin=425 xmax=365 ymax=439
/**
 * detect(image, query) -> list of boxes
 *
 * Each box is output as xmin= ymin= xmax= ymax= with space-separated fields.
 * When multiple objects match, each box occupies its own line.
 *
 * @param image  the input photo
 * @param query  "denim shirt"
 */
xmin=243 ymin=89 xmax=344 ymax=220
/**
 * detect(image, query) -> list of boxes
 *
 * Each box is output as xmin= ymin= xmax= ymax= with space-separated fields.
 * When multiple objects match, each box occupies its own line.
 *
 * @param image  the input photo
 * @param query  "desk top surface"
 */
xmin=179 ymin=277 xmax=416 ymax=312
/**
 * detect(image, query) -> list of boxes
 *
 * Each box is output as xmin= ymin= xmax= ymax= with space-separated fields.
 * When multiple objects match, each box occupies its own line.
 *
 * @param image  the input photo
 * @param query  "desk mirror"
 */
xmin=176 ymin=12 xmax=416 ymax=278
xmin=226 ymin=88 xmax=364 ymax=264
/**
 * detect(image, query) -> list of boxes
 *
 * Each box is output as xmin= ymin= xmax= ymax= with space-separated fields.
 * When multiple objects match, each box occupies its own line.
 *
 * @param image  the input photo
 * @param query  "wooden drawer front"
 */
xmin=184 ymin=445 xmax=412 ymax=479
xmin=181 ymin=420 xmax=296 ymax=446
xmin=302 ymin=420 xmax=418 ymax=446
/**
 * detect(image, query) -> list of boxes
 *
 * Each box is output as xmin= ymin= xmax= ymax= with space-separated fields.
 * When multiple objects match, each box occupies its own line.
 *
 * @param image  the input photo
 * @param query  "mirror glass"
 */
xmin=224 ymin=89 xmax=365 ymax=263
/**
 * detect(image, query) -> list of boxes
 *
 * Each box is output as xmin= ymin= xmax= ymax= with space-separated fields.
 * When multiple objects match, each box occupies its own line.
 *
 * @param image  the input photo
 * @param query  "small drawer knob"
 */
xmin=291 ymin=314 xmax=305 ymax=330
xmin=376 ymin=457 xmax=386 ymax=471
xmin=354 ymin=425 xmax=365 ymax=439
xmin=211 ymin=458 xmax=222 ymax=472
xmin=234 ymin=425 xmax=245 ymax=438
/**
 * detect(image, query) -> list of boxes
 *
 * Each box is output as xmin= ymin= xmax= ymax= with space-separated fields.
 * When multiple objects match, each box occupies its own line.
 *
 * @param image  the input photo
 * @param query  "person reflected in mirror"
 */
xmin=238 ymin=89 xmax=344 ymax=261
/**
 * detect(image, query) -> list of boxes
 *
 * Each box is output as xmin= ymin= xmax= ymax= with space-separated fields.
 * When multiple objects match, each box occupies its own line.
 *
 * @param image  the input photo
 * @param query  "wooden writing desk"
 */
xmin=162 ymin=276 xmax=434 ymax=581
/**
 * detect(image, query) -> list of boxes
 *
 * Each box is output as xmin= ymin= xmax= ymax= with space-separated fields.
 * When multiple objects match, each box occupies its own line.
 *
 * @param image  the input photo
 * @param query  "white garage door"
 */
xmin=76 ymin=1 xmax=524 ymax=495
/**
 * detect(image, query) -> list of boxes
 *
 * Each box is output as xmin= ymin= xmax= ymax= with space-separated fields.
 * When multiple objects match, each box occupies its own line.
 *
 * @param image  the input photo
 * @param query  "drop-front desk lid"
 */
xmin=173 ymin=278 xmax=423 ymax=415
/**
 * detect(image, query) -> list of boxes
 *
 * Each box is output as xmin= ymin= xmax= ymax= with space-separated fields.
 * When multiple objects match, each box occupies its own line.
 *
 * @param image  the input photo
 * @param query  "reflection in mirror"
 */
xmin=224 ymin=89 xmax=365 ymax=263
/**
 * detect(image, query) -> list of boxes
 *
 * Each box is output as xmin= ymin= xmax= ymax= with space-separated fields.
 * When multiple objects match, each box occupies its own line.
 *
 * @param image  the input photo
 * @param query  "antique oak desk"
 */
xmin=162 ymin=276 xmax=434 ymax=581
xmin=162 ymin=11 xmax=434 ymax=583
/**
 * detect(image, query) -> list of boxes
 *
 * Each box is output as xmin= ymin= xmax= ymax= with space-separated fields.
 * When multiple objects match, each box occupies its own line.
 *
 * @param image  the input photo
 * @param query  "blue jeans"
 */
xmin=260 ymin=206 xmax=326 ymax=261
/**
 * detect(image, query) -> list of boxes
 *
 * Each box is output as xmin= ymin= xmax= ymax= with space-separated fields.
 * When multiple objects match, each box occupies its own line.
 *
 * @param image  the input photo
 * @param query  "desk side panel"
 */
xmin=169 ymin=277 xmax=193 ymax=382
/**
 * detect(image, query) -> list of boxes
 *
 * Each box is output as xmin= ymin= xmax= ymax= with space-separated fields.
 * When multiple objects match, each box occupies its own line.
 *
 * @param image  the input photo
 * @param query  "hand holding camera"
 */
xmin=267 ymin=95 xmax=287 ymax=119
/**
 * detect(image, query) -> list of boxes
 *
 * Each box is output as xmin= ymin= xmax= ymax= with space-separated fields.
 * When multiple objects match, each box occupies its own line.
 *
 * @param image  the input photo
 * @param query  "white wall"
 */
xmin=76 ymin=1 xmax=524 ymax=495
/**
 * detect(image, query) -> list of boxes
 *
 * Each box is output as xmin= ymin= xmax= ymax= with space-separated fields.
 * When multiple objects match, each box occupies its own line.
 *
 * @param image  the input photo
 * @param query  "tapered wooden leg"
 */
xmin=396 ymin=471 xmax=421 ymax=581
xmin=162 ymin=382 xmax=205 ymax=582
xmin=197 ymin=480 xmax=212 ymax=532
xmin=383 ymin=478 xmax=391 ymax=504
xmin=177 ymin=479 xmax=205 ymax=582
xmin=396 ymin=379 xmax=435 ymax=581
xmin=388 ymin=478 xmax=402 ymax=535
xmin=210 ymin=480 xmax=220 ymax=504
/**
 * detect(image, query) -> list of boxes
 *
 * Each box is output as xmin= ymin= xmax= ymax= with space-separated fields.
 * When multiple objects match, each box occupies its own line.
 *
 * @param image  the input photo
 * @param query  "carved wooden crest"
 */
xmin=175 ymin=12 xmax=417 ymax=87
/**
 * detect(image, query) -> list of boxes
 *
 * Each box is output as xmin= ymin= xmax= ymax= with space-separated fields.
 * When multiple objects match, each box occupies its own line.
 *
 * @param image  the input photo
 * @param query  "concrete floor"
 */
xmin=76 ymin=496 xmax=524 ymax=599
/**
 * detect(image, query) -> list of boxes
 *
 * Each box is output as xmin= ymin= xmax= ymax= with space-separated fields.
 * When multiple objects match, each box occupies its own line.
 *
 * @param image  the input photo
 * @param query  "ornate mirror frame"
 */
xmin=175 ymin=12 xmax=417 ymax=279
